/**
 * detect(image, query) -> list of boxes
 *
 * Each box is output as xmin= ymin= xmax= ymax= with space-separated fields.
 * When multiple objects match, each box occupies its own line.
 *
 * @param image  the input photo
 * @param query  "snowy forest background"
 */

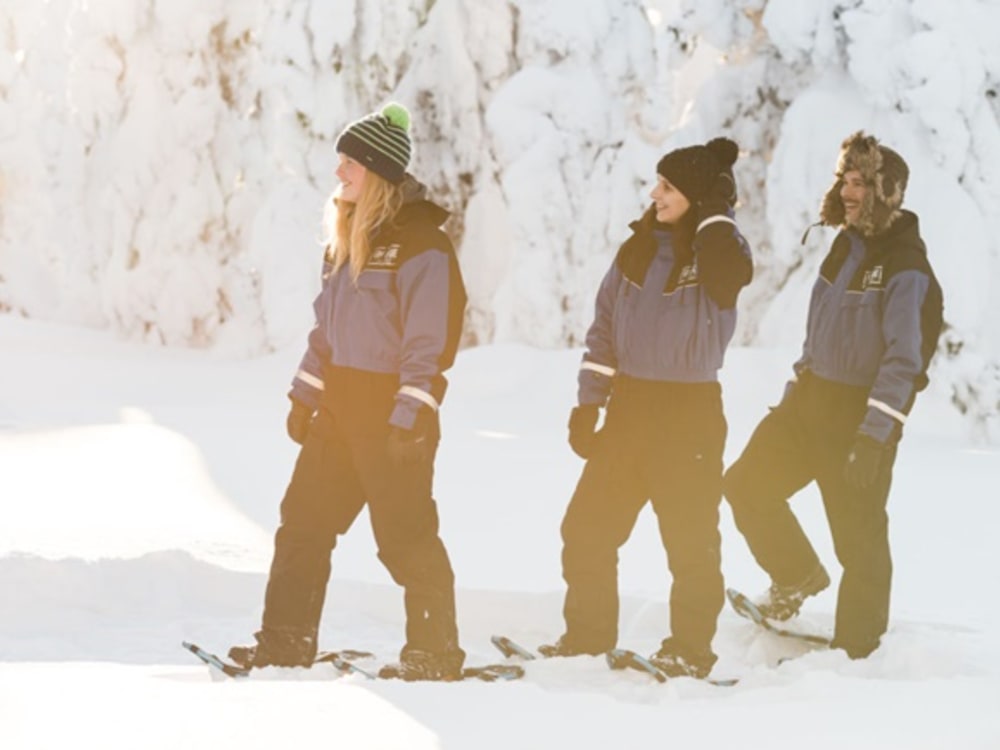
xmin=1 ymin=0 xmax=998 ymax=439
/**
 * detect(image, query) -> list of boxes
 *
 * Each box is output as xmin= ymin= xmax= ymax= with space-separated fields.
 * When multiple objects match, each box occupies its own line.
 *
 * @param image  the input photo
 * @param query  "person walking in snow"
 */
xmin=232 ymin=103 xmax=469 ymax=680
xmin=544 ymin=138 xmax=753 ymax=679
xmin=723 ymin=132 xmax=943 ymax=659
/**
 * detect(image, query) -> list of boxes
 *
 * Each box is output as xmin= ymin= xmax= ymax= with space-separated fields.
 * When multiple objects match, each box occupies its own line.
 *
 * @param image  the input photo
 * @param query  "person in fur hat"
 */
xmin=230 ymin=103 xmax=469 ymax=680
xmin=541 ymin=138 xmax=753 ymax=680
xmin=723 ymin=131 xmax=943 ymax=658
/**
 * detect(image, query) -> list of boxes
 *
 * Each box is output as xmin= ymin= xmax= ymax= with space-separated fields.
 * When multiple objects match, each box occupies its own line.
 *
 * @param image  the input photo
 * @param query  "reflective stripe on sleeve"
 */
xmin=867 ymin=397 xmax=907 ymax=425
xmin=695 ymin=215 xmax=737 ymax=233
xmin=398 ymin=385 xmax=440 ymax=411
xmin=295 ymin=369 xmax=324 ymax=391
xmin=580 ymin=361 xmax=616 ymax=378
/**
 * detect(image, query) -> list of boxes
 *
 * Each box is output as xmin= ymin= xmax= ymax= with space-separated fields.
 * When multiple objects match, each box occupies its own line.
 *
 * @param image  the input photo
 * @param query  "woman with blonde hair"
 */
xmin=232 ymin=103 xmax=468 ymax=680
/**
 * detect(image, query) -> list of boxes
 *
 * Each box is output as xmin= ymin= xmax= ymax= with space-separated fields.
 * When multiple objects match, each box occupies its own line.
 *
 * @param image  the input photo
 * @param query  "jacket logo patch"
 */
xmin=862 ymin=265 xmax=884 ymax=290
xmin=368 ymin=243 xmax=401 ymax=269
xmin=676 ymin=261 xmax=699 ymax=287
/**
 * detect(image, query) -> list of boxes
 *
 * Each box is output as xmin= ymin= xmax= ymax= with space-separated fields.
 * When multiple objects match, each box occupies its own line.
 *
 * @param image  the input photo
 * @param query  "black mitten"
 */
xmin=286 ymin=400 xmax=315 ymax=445
xmin=388 ymin=405 xmax=440 ymax=467
xmin=568 ymin=405 xmax=601 ymax=459
xmin=843 ymin=433 xmax=886 ymax=490
xmin=695 ymin=137 xmax=739 ymax=225
xmin=387 ymin=424 xmax=431 ymax=467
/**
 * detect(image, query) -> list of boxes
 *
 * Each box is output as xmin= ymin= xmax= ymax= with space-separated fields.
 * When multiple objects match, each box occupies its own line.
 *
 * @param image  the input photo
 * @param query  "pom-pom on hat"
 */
xmin=335 ymin=102 xmax=412 ymax=184
xmin=656 ymin=137 xmax=739 ymax=206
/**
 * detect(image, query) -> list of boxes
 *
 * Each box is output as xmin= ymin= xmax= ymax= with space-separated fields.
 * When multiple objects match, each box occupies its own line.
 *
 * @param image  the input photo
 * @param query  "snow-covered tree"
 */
xmin=1 ymin=0 xmax=997 ymax=437
xmin=657 ymin=0 xmax=1000 ymax=437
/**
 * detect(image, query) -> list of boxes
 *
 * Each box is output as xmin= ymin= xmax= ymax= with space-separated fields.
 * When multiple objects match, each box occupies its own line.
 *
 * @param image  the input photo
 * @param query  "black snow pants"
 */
xmin=723 ymin=370 xmax=897 ymax=658
xmin=560 ymin=376 xmax=727 ymax=657
xmin=260 ymin=367 xmax=460 ymax=655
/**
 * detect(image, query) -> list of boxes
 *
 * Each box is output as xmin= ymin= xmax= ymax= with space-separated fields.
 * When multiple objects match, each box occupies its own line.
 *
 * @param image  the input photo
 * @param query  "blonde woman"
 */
xmin=232 ymin=103 xmax=468 ymax=680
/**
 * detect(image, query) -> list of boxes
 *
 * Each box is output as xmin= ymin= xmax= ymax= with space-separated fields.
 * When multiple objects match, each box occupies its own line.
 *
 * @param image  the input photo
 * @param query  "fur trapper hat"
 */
xmin=819 ymin=131 xmax=909 ymax=237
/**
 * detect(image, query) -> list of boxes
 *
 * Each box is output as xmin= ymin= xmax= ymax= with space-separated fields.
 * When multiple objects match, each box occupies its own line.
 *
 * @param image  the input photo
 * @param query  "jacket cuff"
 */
xmin=289 ymin=371 xmax=323 ymax=411
xmin=390 ymin=386 xmax=439 ymax=430
xmin=859 ymin=398 xmax=905 ymax=444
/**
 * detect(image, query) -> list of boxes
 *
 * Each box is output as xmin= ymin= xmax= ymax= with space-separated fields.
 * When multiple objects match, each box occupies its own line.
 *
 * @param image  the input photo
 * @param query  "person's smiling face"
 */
xmin=335 ymin=154 xmax=368 ymax=203
xmin=650 ymin=175 xmax=691 ymax=225
xmin=840 ymin=169 xmax=868 ymax=226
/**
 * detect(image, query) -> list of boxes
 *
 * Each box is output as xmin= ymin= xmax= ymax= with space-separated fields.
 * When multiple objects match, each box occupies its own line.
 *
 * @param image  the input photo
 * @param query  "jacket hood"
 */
xmin=864 ymin=208 xmax=924 ymax=257
xmin=396 ymin=173 xmax=450 ymax=227
xmin=819 ymin=131 xmax=909 ymax=237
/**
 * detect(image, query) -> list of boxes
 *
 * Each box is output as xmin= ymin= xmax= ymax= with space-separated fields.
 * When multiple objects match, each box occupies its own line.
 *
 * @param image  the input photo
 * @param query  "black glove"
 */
xmin=843 ymin=433 xmax=886 ymax=490
xmin=286 ymin=400 xmax=315 ymax=445
xmin=568 ymin=405 xmax=600 ymax=460
xmin=387 ymin=424 xmax=432 ymax=467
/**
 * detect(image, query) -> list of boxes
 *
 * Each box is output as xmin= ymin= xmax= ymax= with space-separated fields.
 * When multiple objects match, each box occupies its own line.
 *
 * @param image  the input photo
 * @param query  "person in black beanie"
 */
xmin=723 ymin=131 xmax=943 ymax=659
xmin=230 ymin=103 xmax=469 ymax=680
xmin=542 ymin=137 xmax=753 ymax=679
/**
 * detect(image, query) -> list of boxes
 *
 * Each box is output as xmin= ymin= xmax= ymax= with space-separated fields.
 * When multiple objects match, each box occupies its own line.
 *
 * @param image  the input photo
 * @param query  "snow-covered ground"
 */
xmin=1 ymin=315 xmax=998 ymax=749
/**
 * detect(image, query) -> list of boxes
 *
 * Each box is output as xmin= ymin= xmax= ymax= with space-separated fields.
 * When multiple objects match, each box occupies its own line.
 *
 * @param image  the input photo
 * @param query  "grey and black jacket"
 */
xmin=290 ymin=178 xmax=467 ymax=430
xmin=578 ymin=207 xmax=752 ymax=405
xmin=791 ymin=209 xmax=943 ymax=444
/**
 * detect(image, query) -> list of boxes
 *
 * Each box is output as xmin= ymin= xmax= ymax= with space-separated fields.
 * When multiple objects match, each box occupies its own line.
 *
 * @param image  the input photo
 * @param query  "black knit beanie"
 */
xmin=656 ymin=137 xmax=739 ymax=206
xmin=335 ymin=103 xmax=412 ymax=184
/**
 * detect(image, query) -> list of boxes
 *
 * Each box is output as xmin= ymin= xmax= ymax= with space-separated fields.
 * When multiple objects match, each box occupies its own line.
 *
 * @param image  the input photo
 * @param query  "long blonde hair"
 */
xmin=324 ymin=172 xmax=405 ymax=281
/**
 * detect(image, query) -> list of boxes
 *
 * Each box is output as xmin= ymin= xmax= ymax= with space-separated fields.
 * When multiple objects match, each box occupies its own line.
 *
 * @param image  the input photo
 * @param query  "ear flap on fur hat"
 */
xmin=819 ymin=131 xmax=909 ymax=236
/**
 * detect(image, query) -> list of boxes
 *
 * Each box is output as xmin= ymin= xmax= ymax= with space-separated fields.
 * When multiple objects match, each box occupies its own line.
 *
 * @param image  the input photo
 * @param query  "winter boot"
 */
xmin=227 ymin=644 xmax=256 ymax=669
xmin=379 ymin=643 xmax=466 ymax=681
xmin=647 ymin=638 xmax=717 ymax=680
xmin=755 ymin=564 xmax=831 ymax=621
xmin=537 ymin=634 xmax=608 ymax=658
xmin=228 ymin=626 xmax=317 ymax=669
xmin=830 ymin=635 xmax=880 ymax=660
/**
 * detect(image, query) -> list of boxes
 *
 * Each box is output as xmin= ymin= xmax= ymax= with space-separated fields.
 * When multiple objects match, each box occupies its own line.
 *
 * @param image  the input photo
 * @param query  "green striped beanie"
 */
xmin=336 ymin=103 xmax=412 ymax=184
